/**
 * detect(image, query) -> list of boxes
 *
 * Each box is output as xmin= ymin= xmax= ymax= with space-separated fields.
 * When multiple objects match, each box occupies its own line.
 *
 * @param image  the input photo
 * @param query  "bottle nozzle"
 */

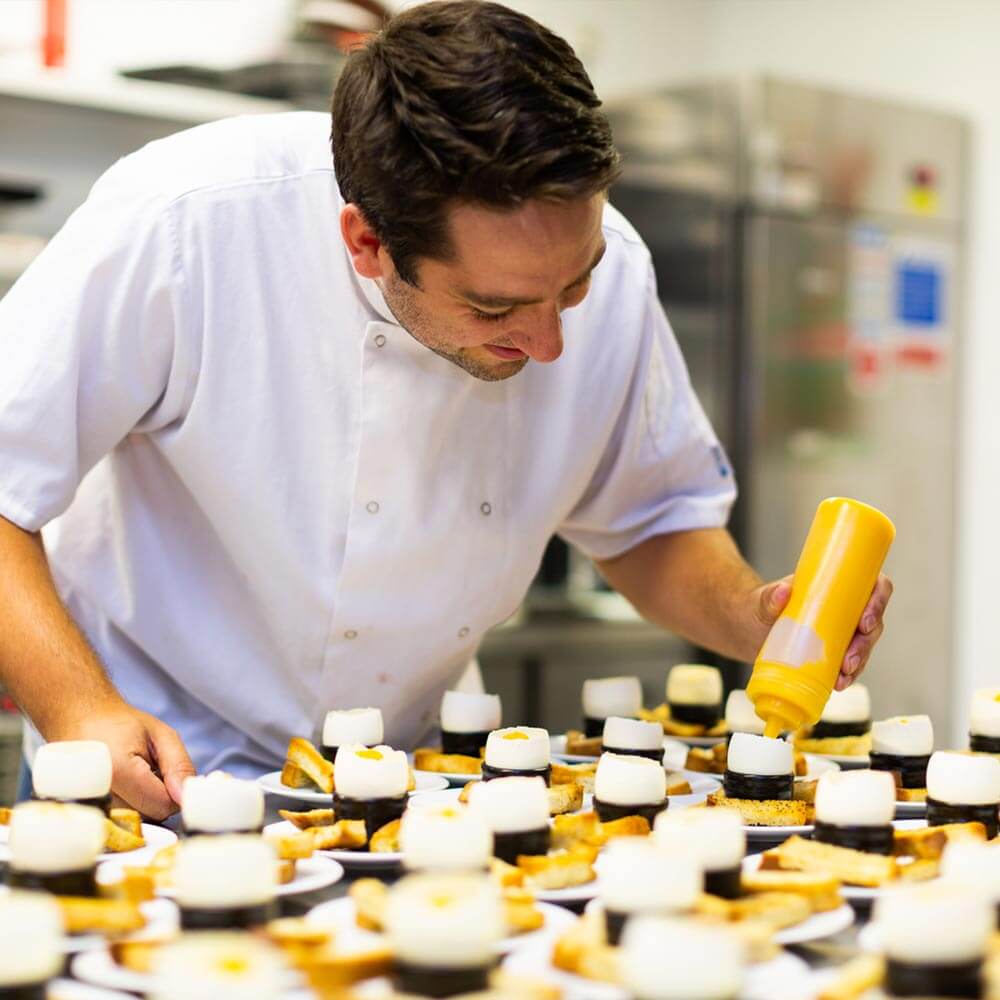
xmin=763 ymin=718 xmax=783 ymax=739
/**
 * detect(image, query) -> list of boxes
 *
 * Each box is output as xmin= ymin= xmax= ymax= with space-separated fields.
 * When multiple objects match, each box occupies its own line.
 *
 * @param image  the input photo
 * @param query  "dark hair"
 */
xmin=331 ymin=0 xmax=620 ymax=285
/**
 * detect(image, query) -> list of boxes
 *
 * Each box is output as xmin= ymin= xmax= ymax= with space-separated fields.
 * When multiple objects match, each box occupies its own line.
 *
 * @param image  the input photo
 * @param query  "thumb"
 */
xmin=116 ymin=752 xmax=176 ymax=821
xmin=148 ymin=719 xmax=197 ymax=806
xmin=756 ymin=576 xmax=793 ymax=627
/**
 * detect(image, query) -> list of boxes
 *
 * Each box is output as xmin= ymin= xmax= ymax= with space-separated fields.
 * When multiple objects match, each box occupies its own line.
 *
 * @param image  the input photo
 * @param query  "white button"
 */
xmin=374 ymin=334 xmax=387 ymax=348
xmin=480 ymin=502 xmax=492 ymax=516
xmin=458 ymin=626 xmax=470 ymax=639
xmin=366 ymin=501 xmax=380 ymax=514
xmin=344 ymin=629 xmax=358 ymax=640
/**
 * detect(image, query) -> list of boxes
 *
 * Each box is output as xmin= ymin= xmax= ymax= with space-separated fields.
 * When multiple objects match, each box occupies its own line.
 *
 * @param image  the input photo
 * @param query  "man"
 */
xmin=0 ymin=1 xmax=890 ymax=819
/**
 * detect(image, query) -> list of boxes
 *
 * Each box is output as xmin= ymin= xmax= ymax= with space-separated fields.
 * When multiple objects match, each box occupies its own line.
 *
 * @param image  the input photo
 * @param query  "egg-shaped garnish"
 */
xmin=466 ymin=775 xmax=550 ymax=864
xmin=400 ymin=803 xmax=493 ymax=873
xmin=385 ymin=873 xmax=504 ymax=997
xmin=601 ymin=716 xmax=664 ymax=761
xmin=870 ymin=715 xmax=934 ymax=790
xmin=925 ymin=750 xmax=1000 ymax=839
xmin=182 ymin=771 xmax=265 ymax=836
xmin=321 ymin=707 xmax=384 ymax=763
xmin=333 ymin=744 xmax=410 ymax=842
xmin=813 ymin=770 xmax=896 ymax=855
xmin=6 ymin=801 xmax=105 ymax=897
xmin=582 ymin=676 xmax=643 ymax=737
xmin=874 ymin=883 xmax=994 ymax=998
xmin=481 ymin=727 xmax=550 ymax=784
xmin=724 ymin=689 xmax=765 ymax=737
xmin=149 ymin=931 xmax=290 ymax=1000
xmin=723 ymin=733 xmax=793 ymax=801
xmin=0 ymin=891 xmax=63 ymax=994
xmin=593 ymin=752 xmax=668 ymax=825
xmin=653 ymin=808 xmax=746 ymax=899
xmin=598 ymin=838 xmax=702 ymax=945
xmin=622 ymin=915 xmax=745 ymax=1000
xmin=439 ymin=690 xmax=502 ymax=758
xmin=665 ymin=665 xmax=723 ymax=727
xmin=32 ymin=740 xmax=113 ymax=813
xmin=970 ymin=688 xmax=1000 ymax=755
xmin=173 ymin=835 xmax=278 ymax=930
xmin=812 ymin=684 xmax=872 ymax=739
xmin=940 ymin=838 xmax=1000 ymax=908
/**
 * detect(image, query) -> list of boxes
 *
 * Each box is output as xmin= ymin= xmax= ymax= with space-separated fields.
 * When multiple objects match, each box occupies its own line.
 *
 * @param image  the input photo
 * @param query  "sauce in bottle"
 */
xmin=747 ymin=497 xmax=895 ymax=738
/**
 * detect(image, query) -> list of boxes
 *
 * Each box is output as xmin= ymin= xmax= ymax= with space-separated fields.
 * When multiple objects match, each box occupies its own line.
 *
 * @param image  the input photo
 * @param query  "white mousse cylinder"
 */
xmin=603 ymin=716 xmax=664 ymax=751
xmin=814 ymin=770 xmax=896 ymax=826
xmin=467 ymin=776 xmax=549 ymax=834
xmin=173 ymin=836 xmax=277 ymax=908
xmin=726 ymin=733 xmax=793 ymax=777
xmin=182 ymin=771 xmax=264 ymax=834
xmin=666 ymin=665 xmax=722 ymax=706
xmin=941 ymin=839 xmax=1000 ymax=904
xmin=0 ymin=892 xmax=63 ymax=987
xmin=8 ymin=801 xmax=105 ymax=873
xmin=724 ymin=690 xmax=764 ymax=736
xmin=599 ymin=838 xmax=702 ymax=914
xmin=400 ymin=804 xmax=493 ymax=872
xmin=820 ymin=684 xmax=871 ymax=723
xmin=32 ymin=740 xmax=112 ymax=801
xmin=654 ymin=808 xmax=746 ymax=871
xmin=971 ymin=689 xmax=1000 ymax=739
xmin=333 ymin=745 xmax=409 ymax=799
xmin=594 ymin=753 xmax=667 ymax=806
xmin=440 ymin=691 xmax=501 ymax=734
xmin=622 ymin=916 xmax=745 ymax=1000
xmin=483 ymin=727 xmax=550 ymax=770
xmin=871 ymin=715 xmax=934 ymax=756
xmin=322 ymin=708 xmax=383 ymax=748
xmin=926 ymin=750 xmax=1000 ymax=805
xmin=583 ymin=677 xmax=642 ymax=720
xmin=385 ymin=873 xmax=504 ymax=969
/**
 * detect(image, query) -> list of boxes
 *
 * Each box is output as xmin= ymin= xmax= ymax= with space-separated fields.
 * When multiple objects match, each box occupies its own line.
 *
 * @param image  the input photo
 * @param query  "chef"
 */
xmin=0 ymin=0 xmax=891 ymax=819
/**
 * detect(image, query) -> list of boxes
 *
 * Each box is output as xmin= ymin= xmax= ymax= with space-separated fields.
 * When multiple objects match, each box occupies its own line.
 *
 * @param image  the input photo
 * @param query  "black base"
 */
xmin=870 ymin=751 xmax=930 ymax=790
xmin=0 ymin=985 xmax=48 ymax=999
xmin=441 ymin=730 xmax=490 ymax=757
xmin=810 ymin=719 xmax=871 ymax=740
xmin=593 ymin=797 xmax=668 ymax=825
xmin=480 ymin=763 xmax=551 ymax=786
xmin=705 ymin=865 xmax=743 ymax=900
xmin=320 ymin=744 xmax=339 ymax=765
xmin=886 ymin=957 xmax=982 ymax=998
xmin=33 ymin=792 xmax=112 ymax=815
xmin=584 ymin=716 xmax=608 ymax=738
xmin=6 ymin=866 xmax=97 ymax=897
xmin=492 ymin=826 xmax=550 ymax=865
xmin=180 ymin=901 xmax=277 ymax=931
xmin=182 ymin=824 xmax=264 ymax=837
xmin=601 ymin=744 xmax=663 ymax=762
xmin=814 ymin=821 xmax=894 ymax=855
xmin=668 ymin=702 xmax=721 ymax=726
xmin=971 ymin=733 xmax=1000 ymax=754
xmin=604 ymin=908 xmax=629 ymax=947
xmin=333 ymin=793 xmax=408 ymax=843
xmin=395 ymin=961 xmax=492 ymax=998
xmin=926 ymin=797 xmax=999 ymax=840
xmin=724 ymin=771 xmax=793 ymax=801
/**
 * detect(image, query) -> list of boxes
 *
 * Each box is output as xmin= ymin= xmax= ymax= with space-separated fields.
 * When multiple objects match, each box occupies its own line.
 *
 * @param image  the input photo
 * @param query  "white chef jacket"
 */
xmin=0 ymin=112 xmax=735 ymax=777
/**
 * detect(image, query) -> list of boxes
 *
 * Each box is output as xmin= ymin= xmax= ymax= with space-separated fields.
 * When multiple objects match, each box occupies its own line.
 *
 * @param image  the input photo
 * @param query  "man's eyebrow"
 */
xmin=460 ymin=241 xmax=607 ymax=309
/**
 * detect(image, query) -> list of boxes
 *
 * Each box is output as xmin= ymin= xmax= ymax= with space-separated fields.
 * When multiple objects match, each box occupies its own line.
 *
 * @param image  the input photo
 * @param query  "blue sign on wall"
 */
xmin=896 ymin=261 xmax=941 ymax=327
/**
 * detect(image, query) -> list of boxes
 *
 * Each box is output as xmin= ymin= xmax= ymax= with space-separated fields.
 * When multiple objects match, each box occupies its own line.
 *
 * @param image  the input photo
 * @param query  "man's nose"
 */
xmin=510 ymin=307 xmax=564 ymax=363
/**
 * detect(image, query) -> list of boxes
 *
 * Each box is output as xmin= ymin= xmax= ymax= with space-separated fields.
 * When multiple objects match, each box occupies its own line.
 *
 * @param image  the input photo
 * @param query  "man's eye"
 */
xmin=471 ymin=308 xmax=511 ymax=323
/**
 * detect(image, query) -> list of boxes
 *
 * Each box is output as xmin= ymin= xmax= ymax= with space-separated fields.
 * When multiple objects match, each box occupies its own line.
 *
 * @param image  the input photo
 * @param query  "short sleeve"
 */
xmin=557 ymin=261 xmax=736 ymax=560
xmin=0 ymin=179 xmax=189 ymax=532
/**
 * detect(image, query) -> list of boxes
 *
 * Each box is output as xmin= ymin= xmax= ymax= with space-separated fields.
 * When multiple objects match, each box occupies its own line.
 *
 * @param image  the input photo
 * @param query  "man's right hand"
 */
xmin=50 ymin=703 xmax=197 ymax=821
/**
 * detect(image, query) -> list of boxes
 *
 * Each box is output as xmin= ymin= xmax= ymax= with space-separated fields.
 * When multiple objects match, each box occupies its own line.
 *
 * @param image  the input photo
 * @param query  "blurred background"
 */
xmin=0 ymin=0 xmax=995 ymax=797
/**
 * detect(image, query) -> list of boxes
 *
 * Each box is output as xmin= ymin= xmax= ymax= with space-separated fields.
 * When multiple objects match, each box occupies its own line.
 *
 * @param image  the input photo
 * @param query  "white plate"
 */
xmin=0 ymin=822 xmax=176 ymax=865
xmin=71 ymin=949 xmax=311 ymax=998
xmin=413 ymin=768 xmax=482 ymax=787
xmin=306 ymin=895 xmax=576 ymax=955
xmin=406 ymin=786 xmax=601 ymax=816
xmin=802 ymin=754 xmax=841 ymax=778
xmin=551 ymin=733 xmax=726 ymax=765
xmin=263 ymin=819 xmax=402 ymax=869
xmin=811 ymin=752 xmax=871 ymax=768
xmin=257 ymin=770 xmax=449 ymax=802
xmin=98 ymin=852 xmax=344 ymax=897
xmin=744 ymin=822 xmax=814 ymax=841
xmin=63 ymin=898 xmax=179 ymax=954
xmin=50 ymin=980 xmax=136 ymax=1000
xmin=503 ymin=938 xmax=812 ymax=1000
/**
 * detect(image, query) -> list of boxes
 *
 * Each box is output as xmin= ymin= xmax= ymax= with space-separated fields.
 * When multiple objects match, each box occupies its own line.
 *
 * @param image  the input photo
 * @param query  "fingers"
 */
xmin=836 ymin=620 xmax=884 ymax=689
xmin=147 ymin=718 xmax=197 ymax=807
xmin=858 ymin=574 xmax=894 ymax=635
xmin=755 ymin=575 xmax=794 ymax=627
xmin=114 ymin=752 xmax=177 ymax=821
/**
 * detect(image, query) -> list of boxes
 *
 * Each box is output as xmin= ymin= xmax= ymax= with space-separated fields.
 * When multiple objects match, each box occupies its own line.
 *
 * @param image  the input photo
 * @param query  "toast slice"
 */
xmin=705 ymin=789 xmax=813 ymax=827
xmin=297 ymin=946 xmax=395 ymax=993
xmin=279 ymin=808 xmax=336 ymax=831
xmin=684 ymin=746 xmax=726 ymax=775
xmin=266 ymin=830 xmax=316 ymax=861
xmin=892 ymin=820 xmax=986 ymax=860
xmin=103 ymin=818 xmax=146 ymax=853
xmin=816 ymin=955 xmax=886 ymax=1000
xmin=309 ymin=820 xmax=367 ymax=851
xmin=56 ymin=896 xmax=147 ymax=935
xmin=550 ymin=810 xmax=601 ymax=850
xmin=792 ymin=732 xmax=872 ymax=758
xmin=547 ymin=781 xmax=584 ymax=815
xmin=761 ymin=835 xmax=897 ymax=887
xmin=412 ymin=747 xmax=483 ymax=775
xmin=502 ymin=887 xmax=544 ymax=934
xmin=369 ymin=819 xmax=401 ymax=853
xmin=697 ymin=889 xmax=812 ymax=931
xmin=109 ymin=808 xmax=143 ymax=839
xmin=110 ymin=935 xmax=177 ymax=973
xmin=740 ymin=868 xmax=842 ymax=911
xmin=349 ymin=877 xmax=388 ymax=931
xmin=665 ymin=773 xmax=693 ymax=796
xmin=551 ymin=761 xmax=597 ymax=786
xmin=280 ymin=760 xmax=314 ymax=789
xmin=895 ymin=786 xmax=928 ymax=802
xmin=286 ymin=738 xmax=334 ymax=794
xmin=517 ymin=844 xmax=598 ymax=890
xmin=489 ymin=857 xmax=526 ymax=888
xmin=563 ymin=731 xmax=602 ymax=757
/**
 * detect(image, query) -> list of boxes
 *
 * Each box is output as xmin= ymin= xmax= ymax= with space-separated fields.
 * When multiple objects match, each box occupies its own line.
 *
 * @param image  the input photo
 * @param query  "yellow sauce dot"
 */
xmin=440 ymin=808 xmax=458 ymax=818
xmin=217 ymin=957 xmax=250 ymax=976
xmin=357 ymin=749 xmax=383 ymax=760
xmin=503 ymin=731 xmax=529 ymax=741
xmin=993 ymin=694 xmax=1000 ymax=703
xmin=429 ymin=893 xmax=454 ymax=908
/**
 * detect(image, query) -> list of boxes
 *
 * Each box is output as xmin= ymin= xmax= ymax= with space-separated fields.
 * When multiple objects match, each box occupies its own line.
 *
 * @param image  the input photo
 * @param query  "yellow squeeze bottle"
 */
xmin=747 ymin=497 xmax=895 ymax=739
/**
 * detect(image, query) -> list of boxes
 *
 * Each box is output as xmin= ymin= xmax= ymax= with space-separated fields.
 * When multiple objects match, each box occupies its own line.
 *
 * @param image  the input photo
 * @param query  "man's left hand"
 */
xmin=751 ymin=573 xmax=894 ymax=690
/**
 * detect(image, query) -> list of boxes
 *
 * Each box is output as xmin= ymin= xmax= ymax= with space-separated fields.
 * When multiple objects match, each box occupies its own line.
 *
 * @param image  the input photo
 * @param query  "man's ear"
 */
xmin=340 ymin=203 xmax=385 ymax=279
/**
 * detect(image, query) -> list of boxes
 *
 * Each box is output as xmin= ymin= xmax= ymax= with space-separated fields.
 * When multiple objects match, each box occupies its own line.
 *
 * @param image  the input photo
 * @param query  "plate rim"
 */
xmin=257 ymin=770 xmax=449 ymax=801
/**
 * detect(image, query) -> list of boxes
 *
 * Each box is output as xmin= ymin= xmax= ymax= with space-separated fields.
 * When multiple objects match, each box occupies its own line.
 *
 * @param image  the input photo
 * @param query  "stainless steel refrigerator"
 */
xmin=606 ymin=78 xmax=968 ymax=738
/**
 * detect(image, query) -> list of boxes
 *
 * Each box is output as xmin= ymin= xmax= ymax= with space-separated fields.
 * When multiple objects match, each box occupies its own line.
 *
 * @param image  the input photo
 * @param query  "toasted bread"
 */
xmin=56 ymin=896 xmax=147 ymax=935
xmin=101 ymin=867 xmax=156 ymax=904
xmin=279 ymin=808 xmax=336 ymax=831
xmin=761 ymin=835 xmax=897 ymax=887
xmin=684 ymin=746 xmax=726 ymax=774
xmin=297 ymin=946 xmax=394 ymax=993
xmin=349 ymin=878 xmax=387 ymax=931
xmin=109 ymin=808 xmax=143 ymax=839
xmin=563 ymin=731 xmax=602 ymax=757
xmin=369 ymin=819 xmax=401 ymax=853
xmin=740 ymin=868 xmax=842 ymax=911
xmin=792 ymin=751 xmax=809 ymax=777
xmin=266 ymin=830 xmax=316 ymax=860
xmin=665 ymin=773 xmax=693 ymax=796
xmin=286 ymin=737 xmax=335 ymax=794
xmin=489 ymin=857 xmax=526 ymax=889
xmin=896 ymin=857 xmax=940 ymax=882
xmin=552 ymin=911 xmax=620 ymax=983
xmin=517 ymin=845 xmax=598 ymax=890
xmin=895 ymin=786 xmax=928 ymax=802
xmin=551 ymin=761 xmax=596 ymax=786
xmin=793 ymin=778 xmax=818 ymax=803
xmin=413 ymin=747 xmax=482 ymax=775
xmin=280 ymin=760 xmax=314 ymax=789
xmin=0 ymin=806 xmax=10 ymax=825
xmin=487 ymin=970 xmax=564 ymax=1000
xmin=705 ymin=789 xmax=813 ymax=827
xmin=110 ymin=935 xmax=177 ymax=973
xmin=792 ymin=731 xmax=872 ymax=758
xmin=598 ymin=814 xmax=652 ymax=841
xmin=547 ymin=781 xmax=584 ymax=815
xmin=550 ymin=811 xmax=601 ymax=850
xmin=816 ymin=955 xmax=886 ymax=1000
xmin=697 ymin=889 xmax=812 ymax=931
xmin=892 ymin=820 xmax=986 ymax=860
xmin=276 ymin=859 xmax=297 ymax=885
xmin=265 ymin=917 xmax=333 ymax=949
xmin=309 ymin=820 xmax=367 ymax=851
xmin=503 ymin=887 xmax=545 ymax=934
xmin=103 ymin=817 xmax=146 ymax=853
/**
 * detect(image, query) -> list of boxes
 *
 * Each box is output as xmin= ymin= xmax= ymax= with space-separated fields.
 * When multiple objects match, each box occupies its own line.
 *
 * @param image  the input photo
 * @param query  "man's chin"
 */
xmin=432 ymin=346 xmax=529 ymax=382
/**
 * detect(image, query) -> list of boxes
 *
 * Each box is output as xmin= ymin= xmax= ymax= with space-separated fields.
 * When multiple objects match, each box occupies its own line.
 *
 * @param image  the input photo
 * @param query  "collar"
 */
xmin=357 ymin=273 xmax=400 ymax=327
